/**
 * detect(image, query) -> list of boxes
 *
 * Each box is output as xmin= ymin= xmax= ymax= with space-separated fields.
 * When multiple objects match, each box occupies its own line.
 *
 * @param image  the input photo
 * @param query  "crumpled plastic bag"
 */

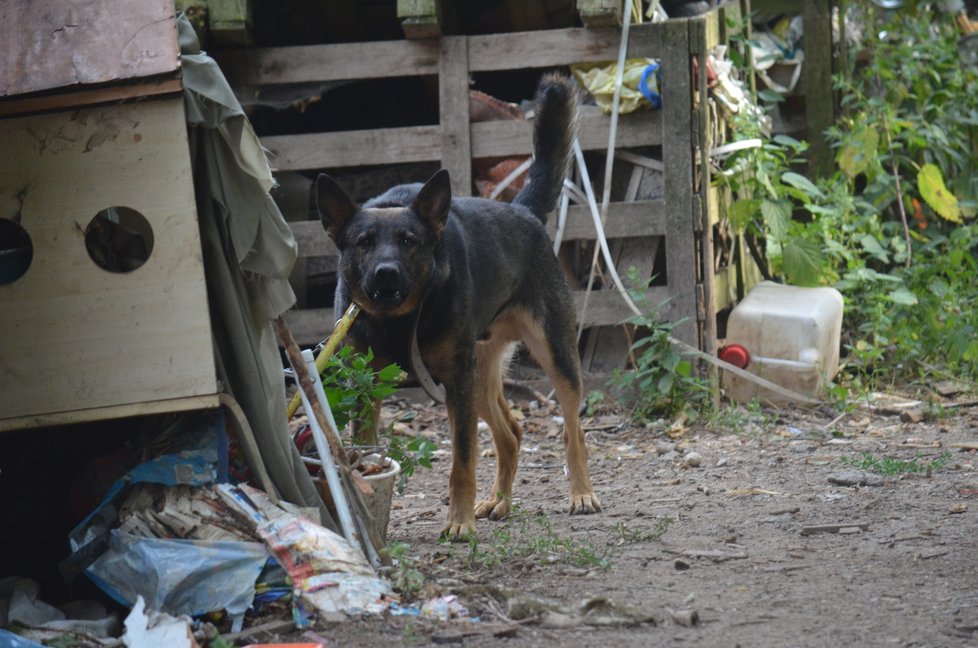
xmin=571 ymin=58 xmax=661 ymax=114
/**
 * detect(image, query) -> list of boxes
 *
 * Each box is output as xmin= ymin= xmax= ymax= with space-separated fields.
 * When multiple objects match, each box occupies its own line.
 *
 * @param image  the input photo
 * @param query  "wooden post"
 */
xmin=803 ymin=0 xmax=835 ymax=177
xmin=438 ymin=36 xmax=472 ymax=197
xmin=577 ymin=0 xmax=623 ymax=27
xmin=660 ymin=19 xmax=699 ymax=349
xmin=398 ymin=0 xmax=443 ymax=39
xmin=209 ymin=0 xmax=253 ymax=45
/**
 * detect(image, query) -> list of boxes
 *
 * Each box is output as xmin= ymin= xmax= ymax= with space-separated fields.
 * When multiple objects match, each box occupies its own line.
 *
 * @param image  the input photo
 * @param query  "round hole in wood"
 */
xmin=0 ymin=218 xmax=33 ymax=284
xmin=84 ymin=207 xmax=154 ymax=273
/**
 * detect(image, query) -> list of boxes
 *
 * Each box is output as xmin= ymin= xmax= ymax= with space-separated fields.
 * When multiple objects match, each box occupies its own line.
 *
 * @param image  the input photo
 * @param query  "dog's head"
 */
xmin=316 ymin=170 xmax=451 ymax=317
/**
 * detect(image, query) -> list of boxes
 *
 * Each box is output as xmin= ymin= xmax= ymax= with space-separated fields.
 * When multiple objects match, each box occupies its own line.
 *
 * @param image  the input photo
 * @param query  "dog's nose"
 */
xmin=374 ymin=263 xmax=399 ymax=287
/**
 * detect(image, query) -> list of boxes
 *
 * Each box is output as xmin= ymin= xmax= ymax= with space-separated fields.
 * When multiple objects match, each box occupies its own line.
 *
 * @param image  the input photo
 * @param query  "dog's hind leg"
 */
xmin=519 ymin=314 xmax=602 ymax=515
xmin=474 ymin=339 xmax=523 ymax=521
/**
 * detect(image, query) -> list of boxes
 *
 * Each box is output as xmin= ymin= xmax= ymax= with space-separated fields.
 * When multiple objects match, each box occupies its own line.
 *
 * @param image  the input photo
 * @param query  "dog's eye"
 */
xmin=400 ymin=235 xmax=416 ymax=248
xmin=356 ymin=234 xmax=374 ymax=248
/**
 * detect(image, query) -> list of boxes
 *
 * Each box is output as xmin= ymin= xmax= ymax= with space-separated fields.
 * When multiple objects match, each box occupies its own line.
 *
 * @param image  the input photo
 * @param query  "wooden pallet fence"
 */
xmin=219 ymin=5 xmax=753 ymax=367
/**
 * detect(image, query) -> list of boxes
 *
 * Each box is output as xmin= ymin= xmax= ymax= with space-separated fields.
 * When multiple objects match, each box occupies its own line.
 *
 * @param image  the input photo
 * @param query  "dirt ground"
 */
xmin=253 ymin=383 xmax=978 ymax=648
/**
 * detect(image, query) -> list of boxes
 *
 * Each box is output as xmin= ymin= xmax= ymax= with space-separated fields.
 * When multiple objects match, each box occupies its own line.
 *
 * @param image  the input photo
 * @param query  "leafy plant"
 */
xmin=841 ymin=451 xmax=951 ymax=477
xmin=717 ymin=3 xmax=978 ymax=392
xmin=462 ymin=506 xmax=612 ymax=570
xmin=382 ymin=541 xmax=426 ymax=598
xmin=314 ymin=344 xmax=435 ymax=488
xmin=318 ymin=345 xmax=403 ymax=434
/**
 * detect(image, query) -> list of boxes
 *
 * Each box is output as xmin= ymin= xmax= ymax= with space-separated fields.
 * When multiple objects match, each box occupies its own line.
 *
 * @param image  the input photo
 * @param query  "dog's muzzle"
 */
xmin=366 ymin=262 xmax=407 ymax=310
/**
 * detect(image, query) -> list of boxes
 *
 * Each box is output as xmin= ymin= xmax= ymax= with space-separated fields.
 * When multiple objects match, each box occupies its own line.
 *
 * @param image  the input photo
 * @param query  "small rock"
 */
xmin=670 ymin=608 xmax=700 ymax=627
xmin=684 ymin=452 xmax=703 ymax=468
xmin=827 ymin=470 xmax=884 ymax=487
xmin=900 ymin=409 xmax=925 ymax=424
xmin=716 ymin=457 xmax=728 ymax=467
xmin=949 ymin=503 xmax=968 ymax=514
xmin=656 ymin=441 xmax=676 ymax=455
xmin=674 ymin=559 xmax=690 ymax=571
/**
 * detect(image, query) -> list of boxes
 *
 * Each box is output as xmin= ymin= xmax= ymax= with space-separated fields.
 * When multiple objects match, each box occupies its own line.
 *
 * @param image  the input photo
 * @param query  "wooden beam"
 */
xmin=546 ymin=200 xmax=665 ymax=241
xmin=577 ymin=0 xmax=622 ymax=27
xmin=285 ymin=283 xmax=674 ymax=345
xmin=216 ymin=25 xmax=664 ymax=89
xmin=802 ymin=0 xmax=834 ymax=177
xmin=261 ymin=126 xmax=441 ymax=172
xmin=467 ymin=25 xmax=664 ymax=72
xmin=659 ymin=18 xmax=699 ymax=348
xmin=471 ymin=108 xmax=661 ymax=158
xmin=209 ymin=0 xmax=253 ymax=45
xmin=439 ymin=36 xmax=472 ymax=196
xmin=398 ymin=0 xmax=443 ymax=39
xmin=260 ymin=109 xmax=660 ymax=172
xmin=0 ymin=77 xmax=182 ymax=118
xmin=214 ymin=40 xmax=439 ymax=87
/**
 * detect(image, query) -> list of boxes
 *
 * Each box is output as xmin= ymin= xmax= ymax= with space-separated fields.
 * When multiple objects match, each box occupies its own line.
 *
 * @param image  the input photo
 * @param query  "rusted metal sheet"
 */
xmin=0 ymin=0 xmax=180 ymax=98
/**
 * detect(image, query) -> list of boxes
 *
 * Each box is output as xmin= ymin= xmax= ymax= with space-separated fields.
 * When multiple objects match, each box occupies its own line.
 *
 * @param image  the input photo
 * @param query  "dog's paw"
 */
xmin=569 ymin=492 xmax=602 ymax=515
xmin=440 ymin=520 xmax=477 ymax=542
xmin=475 ymin=496 xmax=511 ymax=520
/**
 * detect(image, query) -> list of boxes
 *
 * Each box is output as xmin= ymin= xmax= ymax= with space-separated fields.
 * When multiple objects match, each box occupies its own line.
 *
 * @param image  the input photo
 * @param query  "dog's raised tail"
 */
xmin=513 ymin=74 xmax=578 ymax=223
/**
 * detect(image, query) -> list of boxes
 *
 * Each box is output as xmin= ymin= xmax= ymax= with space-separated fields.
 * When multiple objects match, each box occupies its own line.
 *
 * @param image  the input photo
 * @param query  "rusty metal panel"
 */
xmin=0 ymin=0 xmax=180 ymax=98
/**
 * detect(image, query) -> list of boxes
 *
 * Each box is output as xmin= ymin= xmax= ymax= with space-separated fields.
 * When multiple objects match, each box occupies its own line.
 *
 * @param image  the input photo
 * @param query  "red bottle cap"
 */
xmin=719 ymin=344 xmax=751 ymax=369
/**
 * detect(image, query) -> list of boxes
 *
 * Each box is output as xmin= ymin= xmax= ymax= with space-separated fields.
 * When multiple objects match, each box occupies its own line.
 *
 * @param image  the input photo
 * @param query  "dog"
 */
xmin=315 ymin=74 xmax=601 ymax=539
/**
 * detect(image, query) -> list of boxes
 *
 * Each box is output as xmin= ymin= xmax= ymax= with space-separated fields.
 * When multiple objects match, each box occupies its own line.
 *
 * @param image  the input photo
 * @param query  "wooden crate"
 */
xmin=218 ymin=3 xmax=756 ymax=366
xmin=0 ymin=98 xmax=220 ymax=431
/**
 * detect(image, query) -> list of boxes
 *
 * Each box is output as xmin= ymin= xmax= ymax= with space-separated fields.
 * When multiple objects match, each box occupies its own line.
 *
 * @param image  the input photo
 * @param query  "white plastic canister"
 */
xmin=722 ymin=281 xmax=844 ymax=404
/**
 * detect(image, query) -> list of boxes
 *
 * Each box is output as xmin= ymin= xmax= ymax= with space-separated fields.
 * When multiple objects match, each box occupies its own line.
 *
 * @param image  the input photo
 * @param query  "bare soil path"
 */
xmin=270 ymin=392 xmax=978 ymax=648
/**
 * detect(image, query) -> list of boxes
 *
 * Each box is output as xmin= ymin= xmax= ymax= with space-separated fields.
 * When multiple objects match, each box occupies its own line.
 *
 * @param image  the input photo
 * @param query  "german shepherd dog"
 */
xmin=315 ymin=75 xmax=601 ymax=539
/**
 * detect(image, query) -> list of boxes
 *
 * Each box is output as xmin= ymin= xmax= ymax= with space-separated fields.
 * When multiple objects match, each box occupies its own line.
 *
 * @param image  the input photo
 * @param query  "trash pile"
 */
xmin=0 ymin=409 xmax=392 ymax=647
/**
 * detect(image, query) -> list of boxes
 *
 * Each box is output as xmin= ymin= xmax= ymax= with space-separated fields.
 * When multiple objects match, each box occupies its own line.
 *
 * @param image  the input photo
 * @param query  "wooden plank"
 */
xmin=218 ymin=25 xmax=666 ymax=90
xmin=0 ymin=77 xmax=183 ymax=119
xmin=291 ymin=220 xmax=338 ymax=259
xmin=286 ymin=284 xmax=675 ymax=345
xmin=0 ymin=396 xmax=221 ymax=434
xmin=802 ymin=0 xmax=834 ymax=177
xmin=398 ymin=0 xmax=443 ymax=39
xmin=290 ymin=200 xmax=664 ymax=259
xmin=214 ymin=40 xmax=440 ymax=87
xmin=209 ymin=0 xmax=254 ymax=45
xmin=0 ymin=98 xmax=219 ymax=425
xmin=467 ymin=25 xmax=664 ymax=72
xmin=439 ymin=37 xmax=472 ymax=197
xmin=1 ymin=0 xmax=180 ymax=98
xmin=546 ymin=200 xmax=665 ymax=241
xmin=693 ymin=11 xmax=719 ymax=358
xmin=261 ymin=109 xmax=660 ymax=172
xmin=659 ymin=18 xmax=699 ymax=348
xmin=261 ymin=126 xmax=442 ymax=172
xmin=577 ymin=0 xmax=622 ymax=27
xmin=472 ymin=108 xmax=662 ymax=159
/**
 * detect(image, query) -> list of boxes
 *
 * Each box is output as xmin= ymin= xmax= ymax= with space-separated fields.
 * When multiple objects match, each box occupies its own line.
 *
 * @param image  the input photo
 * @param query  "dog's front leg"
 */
xmin=441 ymin=367 xmax=479 ymax=541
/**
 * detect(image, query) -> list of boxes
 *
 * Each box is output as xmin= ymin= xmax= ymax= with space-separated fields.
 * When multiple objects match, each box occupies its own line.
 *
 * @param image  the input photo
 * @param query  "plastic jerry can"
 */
xmin=721 ymin=281 xmax=844 ymax=404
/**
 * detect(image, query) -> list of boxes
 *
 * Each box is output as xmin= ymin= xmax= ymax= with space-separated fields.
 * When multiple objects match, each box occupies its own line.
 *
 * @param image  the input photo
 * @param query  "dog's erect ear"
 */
xmin=411 ymin=169 xmax=451 ymax=240
xmin=316 ymin=174 xmax=357 ymax=241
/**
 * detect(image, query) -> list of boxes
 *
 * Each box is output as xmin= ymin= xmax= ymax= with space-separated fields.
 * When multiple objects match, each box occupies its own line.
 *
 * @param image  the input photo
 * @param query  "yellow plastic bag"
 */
xmin=571 ymin=58 xmax=660 ymax=114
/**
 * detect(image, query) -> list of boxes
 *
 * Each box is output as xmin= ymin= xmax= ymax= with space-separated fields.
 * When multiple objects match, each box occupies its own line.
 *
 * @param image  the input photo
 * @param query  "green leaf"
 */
xmin=761 ymin=199 xmax=791 ymax=241
xmin=837 ymin=124 xmax=879 ymax=180
xmin=729 ymin=198 xmax=760 ymax=231
xmin=888 ymin=287 xmax=918 ymax=306
xmin=758 ymin=89 xmax=784 ymax=103
xmin=781 ymin=172 xmax=825 ymax=199
xmin=918 ymin=163 xmax=962 ymax=223
xmin=781 ymin=238 xmax=824 ymax=286
xmin=859 ymin=234 xmax=890 ymax=263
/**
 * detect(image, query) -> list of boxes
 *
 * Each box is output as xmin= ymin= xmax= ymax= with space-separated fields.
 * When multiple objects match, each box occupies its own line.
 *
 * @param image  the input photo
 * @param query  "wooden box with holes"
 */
xmin=0 ymin=2 xmax=220 ymax=431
